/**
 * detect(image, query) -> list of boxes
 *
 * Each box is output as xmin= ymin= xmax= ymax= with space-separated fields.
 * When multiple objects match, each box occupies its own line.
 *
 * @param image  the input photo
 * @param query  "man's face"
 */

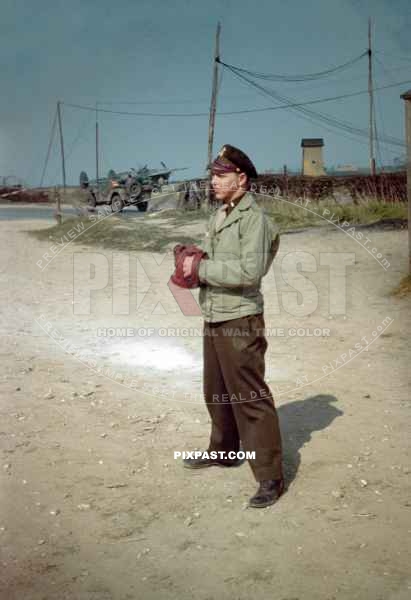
xmin=211 ymin=171 xmax=247 ymax=202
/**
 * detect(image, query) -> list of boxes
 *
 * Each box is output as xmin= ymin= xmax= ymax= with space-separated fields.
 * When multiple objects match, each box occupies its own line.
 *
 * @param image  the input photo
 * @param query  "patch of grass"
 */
xmin=391 ymin=274 xmax=411 ymax=297
xmin=259 ymin=198 xmax=322 ymax=230
xmin=28 ymin=214 xmax=202 ymax=252
xmin=149 ymin=207 xmax=212 ymax=226
xmin=318 ymin=200 xmax=408 ymax=224
xmin=260 ymin=198 xmax=408 ymax=231
xmin=28 ymin=199 xmax=408 ymax=253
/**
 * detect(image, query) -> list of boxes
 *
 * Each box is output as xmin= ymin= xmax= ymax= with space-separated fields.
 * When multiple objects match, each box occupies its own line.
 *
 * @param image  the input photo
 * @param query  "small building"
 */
xmin=301 ymin=138 xmax=326 ymax=176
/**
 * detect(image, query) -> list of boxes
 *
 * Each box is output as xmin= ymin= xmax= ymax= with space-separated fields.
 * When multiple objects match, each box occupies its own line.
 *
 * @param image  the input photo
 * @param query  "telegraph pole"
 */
xmin=368 ymin=18 xmax=376 ymax=176
xmin=39 ymin=107 xmax=58 ymax=188
xmin=205 ymin=22 xmax=221 ymax=208
xmin=57 ymin=101 xmax=66 ymax=190
xmin=95 ymin=102 xmax=100 ymax=201
xmin=401 ymin=89 xmax=411 ymax=274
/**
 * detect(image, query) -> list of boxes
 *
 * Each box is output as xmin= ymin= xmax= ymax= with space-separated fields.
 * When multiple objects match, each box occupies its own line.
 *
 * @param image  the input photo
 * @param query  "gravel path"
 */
xmin=1 ymin=217 xmax=410 ymax=600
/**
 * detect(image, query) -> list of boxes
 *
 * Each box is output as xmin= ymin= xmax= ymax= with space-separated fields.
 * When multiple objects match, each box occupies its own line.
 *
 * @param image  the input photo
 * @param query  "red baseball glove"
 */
xmin=171 ymin=244 xmax=208 ymax=288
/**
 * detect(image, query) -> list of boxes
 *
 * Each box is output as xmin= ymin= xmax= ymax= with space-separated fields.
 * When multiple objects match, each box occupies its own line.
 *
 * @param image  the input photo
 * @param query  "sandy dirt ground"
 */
xmin=0 ymin=214 xmax=410 ymax=600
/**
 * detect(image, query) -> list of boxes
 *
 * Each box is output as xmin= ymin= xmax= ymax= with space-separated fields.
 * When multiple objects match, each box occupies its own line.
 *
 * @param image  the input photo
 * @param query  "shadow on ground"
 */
xmin=278 ymin=394 xmax=342 ymax=486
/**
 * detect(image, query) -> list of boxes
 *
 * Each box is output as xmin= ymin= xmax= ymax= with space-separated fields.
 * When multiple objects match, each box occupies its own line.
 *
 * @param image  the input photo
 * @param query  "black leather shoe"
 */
xmin=183 ymin=453 xmax=244 ymax=469
xmin=248 ymin=478 xmax=285 ymax=508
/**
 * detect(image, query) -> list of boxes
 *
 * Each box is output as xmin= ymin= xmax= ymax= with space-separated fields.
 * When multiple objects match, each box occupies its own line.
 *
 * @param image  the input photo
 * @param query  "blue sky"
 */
xmin=1 ymin=0 xmax=411 ymax=186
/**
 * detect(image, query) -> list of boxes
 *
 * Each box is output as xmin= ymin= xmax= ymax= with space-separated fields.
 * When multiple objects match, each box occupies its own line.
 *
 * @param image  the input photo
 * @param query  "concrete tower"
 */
xmin=301 ymin=138 xmax=325 ymax=176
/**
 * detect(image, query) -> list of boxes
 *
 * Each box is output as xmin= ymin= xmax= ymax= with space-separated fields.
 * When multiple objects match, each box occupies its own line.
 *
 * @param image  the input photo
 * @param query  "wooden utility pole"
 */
xmin=283 ymin=164 xmax=289 ymax=198
xmin=54 ymin=186 xmax=62 ymax=225
xmin=205 ymin=22 xmax=221 ymax=208
xmin=95 ymin=102 xmax=100 ymax=202
xmin=368 ymin=18 xmax=376 ymax=176
xmin=400 ymin=89 xmax=411 ymax=274
xmin=57 ymin=101 xmax=66 ymax=191
xmin=39 ymin=107 xmax=58 ymax=188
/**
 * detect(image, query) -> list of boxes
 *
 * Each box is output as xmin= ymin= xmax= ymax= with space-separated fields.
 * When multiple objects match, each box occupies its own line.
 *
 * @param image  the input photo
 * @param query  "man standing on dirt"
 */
xmin=182 ymin=144 xmax=284 ymax=508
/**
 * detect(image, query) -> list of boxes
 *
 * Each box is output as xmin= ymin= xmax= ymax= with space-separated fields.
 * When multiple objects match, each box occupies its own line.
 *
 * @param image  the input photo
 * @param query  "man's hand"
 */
xmin=171 ymin=244 xmax=208 ymax=289
xmin=183 ymin=255 xmax=195 ymax=278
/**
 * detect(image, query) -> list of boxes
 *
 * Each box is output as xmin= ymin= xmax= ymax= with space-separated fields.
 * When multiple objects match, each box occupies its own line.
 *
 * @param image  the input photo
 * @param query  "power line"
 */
xmin=374 ymin=54 xmax=405 ymax=87
xmin=96 ymin=62 xmax=411 ymax=106
xmin=63 ymin=101 xmax=208 ymax=117
xmin=227 ymin=63 xmax=405 ymax=146
xmin=217 ymin=52 xmax=368 ymax=82
xmin=220 ymin=79 xmax=411 ymax=115
xmin=61 ymin=78 xmax=411 ymax=119
xmin=96 ymin=93 xmax=249 ymax=105
xmin=223 ymin=63 xmax=405 ymax=148
xmin=374 ymin=55 xmax=400 ymax=164
xmin=75 ymin=62 xmax=410 ymax=109
xmin=39 ymin=107 xmax=58 ymax=187
xmin=261 ymin=62 xmax=411 ymax=94
xmin=64 ymin=113 xmax=95 ymax=161
xmin=45 ymin=114 xmax=95 ymax=186
xmin=375 ymin=49 xmax=411 ymax=64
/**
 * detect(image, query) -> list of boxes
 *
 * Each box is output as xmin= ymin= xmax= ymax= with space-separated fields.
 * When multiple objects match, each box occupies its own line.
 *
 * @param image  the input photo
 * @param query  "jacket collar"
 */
xmin=215 ymin=192 xmax=254 ymax=233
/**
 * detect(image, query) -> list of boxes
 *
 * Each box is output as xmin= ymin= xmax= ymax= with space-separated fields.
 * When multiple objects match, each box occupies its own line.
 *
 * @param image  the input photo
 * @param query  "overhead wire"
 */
xmin=45 ymin=49 xmax=409 ymax=181
xmin=375 ymin=49 xmax=411 ymax=64
xmin=96 ymin=92 xmax=250 ymax=105
xmin=374 ymin=49 xmax=411 ymax=164
xmin=216 ymin=52 xmax=368 ymax=82
xmin=376 ymin=54 xmax=410 ymax=163
xmin=282 ymin=62 xmax=411 ymax=94
xmin=96 ymin=64 xmax=411 ymax=105
xmin=65 ymin=112 xmax=95 ymax=162
xmin=45 ymin=112 xmax=95 ymax=186
xmin=39 ymin=107 xmax=58 ymax=187
xmin=222 ymin=61 xmax=406 ymax=148
xmin=374 ymin=55 xmax=399 ymax=165
xmin=61 ymin=78 xmax=411 ymax=120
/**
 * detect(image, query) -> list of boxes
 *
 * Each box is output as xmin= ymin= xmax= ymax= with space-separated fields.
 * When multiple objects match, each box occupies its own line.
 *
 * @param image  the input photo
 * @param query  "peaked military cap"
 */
xmin=210 ymin=144 xmax=258 ymax=180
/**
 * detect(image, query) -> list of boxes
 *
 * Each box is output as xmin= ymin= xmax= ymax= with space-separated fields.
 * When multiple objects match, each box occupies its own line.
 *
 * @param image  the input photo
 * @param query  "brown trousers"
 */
xmin=203 ymin=313 xmax=283 ymax=481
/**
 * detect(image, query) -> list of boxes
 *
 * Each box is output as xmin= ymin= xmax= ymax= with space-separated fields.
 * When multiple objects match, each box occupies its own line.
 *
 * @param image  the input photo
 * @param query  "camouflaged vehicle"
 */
xmin=80 ymin=164 xmax=186 ymax=212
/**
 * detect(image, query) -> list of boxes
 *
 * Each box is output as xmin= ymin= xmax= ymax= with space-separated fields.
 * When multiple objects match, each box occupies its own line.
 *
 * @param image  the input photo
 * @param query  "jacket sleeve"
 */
xmin=263 ymin=216 xmax=280 ymax=276
xmin=198 ymin=210 xmax=276 ymax=289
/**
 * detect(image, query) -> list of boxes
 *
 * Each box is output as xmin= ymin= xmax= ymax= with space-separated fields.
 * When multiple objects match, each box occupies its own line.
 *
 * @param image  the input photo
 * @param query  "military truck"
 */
xmin=80 ymin=164 xmax=187 ymax=213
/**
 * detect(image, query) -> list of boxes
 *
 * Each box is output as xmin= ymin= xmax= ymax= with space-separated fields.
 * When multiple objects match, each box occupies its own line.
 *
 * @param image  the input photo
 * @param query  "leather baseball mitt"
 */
xmin=171 ymin=244 xmax=208 ymax=289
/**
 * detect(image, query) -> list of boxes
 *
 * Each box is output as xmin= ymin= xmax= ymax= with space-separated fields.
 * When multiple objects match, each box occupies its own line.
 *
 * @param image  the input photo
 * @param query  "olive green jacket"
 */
xmin=197 ymin=192 xmax=279 ymax=323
